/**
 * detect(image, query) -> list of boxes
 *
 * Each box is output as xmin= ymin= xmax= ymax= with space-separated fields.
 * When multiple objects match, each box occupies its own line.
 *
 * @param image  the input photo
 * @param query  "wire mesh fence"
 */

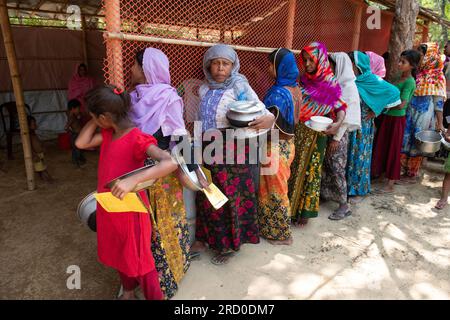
xmin=102 ymin=0 xmax=393 ymax=133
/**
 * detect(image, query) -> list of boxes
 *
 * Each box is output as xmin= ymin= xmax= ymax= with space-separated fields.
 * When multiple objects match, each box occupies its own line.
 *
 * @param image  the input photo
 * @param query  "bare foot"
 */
xmin=211 ymin=250 xmax=236 ymax=265
xmin=190 ymin=241 xmax=206 ymax=253
xmin=435 ymin=198 xmax=448 ymax=210
xmin=348 ymin=196 xmax=365 ymax=205
xmin=118 ymin=290 xmax=137 ymax=300
xmin=395 ymin=176 xmax=418 ymax=185
xmin=372 ymin=185 xmax=394 ymax=194
xmin=267 ymin=237 xmax=293 ymax=246
xmin=293 ymin=218 xmax=309 ymax=228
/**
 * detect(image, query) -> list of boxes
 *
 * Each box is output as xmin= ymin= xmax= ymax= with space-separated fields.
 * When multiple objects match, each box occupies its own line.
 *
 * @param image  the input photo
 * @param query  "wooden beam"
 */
xmin=352 ymin=1 xmax=363 ymax=51
xmin=0 ymin=0 xmax=35 ymax=190
xmin=6 ymin=5 xmax=104 ymax=18
xmin=285 ymin=0 xmax=296 ymax=49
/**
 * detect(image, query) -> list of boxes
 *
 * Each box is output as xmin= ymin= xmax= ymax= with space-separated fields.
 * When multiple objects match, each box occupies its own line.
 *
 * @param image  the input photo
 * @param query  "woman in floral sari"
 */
xmin=321 ymin=52 xmax=361 ymax=220
xmin=194 ymin=44 xmax=275 ymax=264
xmin=346 ymin=51 xmax=401 ymax=202
xmin=259 ymin=48 xmax=301 ymax=245
xmin=129 ymin=48 xmax=194 ymax=299
xmin=288 ymin=42 xmax=347 ymax=227
xmin=400 ymin=42 xmax=447 ymax=184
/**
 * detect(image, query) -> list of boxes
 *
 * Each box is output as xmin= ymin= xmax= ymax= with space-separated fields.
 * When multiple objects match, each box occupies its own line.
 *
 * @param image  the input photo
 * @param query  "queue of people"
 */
xmin=74 ymin=41 xmax=448 ymax=300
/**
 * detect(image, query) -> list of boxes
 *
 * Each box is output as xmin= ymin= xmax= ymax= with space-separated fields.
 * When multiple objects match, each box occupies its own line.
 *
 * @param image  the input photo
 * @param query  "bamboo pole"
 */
xmin=0 ymin=0 xmax=35 ymax=190
xmin=105 ymin=31 xmax=302 ymax=54
xmin=352 ymin=2 xmax=363 ymax=51
xmin=105 ymin=0 xmax=124 ymax=88
xmin=285 ymin=0 xmax=296 ymax=49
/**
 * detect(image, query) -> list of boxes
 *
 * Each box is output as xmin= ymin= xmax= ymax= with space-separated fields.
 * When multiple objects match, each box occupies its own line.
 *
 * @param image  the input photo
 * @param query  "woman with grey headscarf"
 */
xmin=192 ymin=44 xmax=275 ymax=265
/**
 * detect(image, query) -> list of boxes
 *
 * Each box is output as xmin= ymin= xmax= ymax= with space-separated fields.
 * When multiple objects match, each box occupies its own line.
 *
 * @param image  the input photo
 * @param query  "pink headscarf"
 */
xmin=68 ymin=63 xmax=95 ymax=113
xmin=129 ymin=48 xmax=186 ymax=137
xmin=366 ymin=51 xmax=386 ymax=78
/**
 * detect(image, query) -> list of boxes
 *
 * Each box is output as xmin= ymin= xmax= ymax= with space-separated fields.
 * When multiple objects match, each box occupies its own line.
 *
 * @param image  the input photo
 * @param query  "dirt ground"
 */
xmin=0 ymin=141 xmax=449 ymax=300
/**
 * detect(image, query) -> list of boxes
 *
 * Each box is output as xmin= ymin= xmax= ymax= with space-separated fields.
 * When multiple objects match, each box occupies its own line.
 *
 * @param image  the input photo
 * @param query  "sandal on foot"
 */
xmin=372 ymin=188 xmax=393 ymax=195
xmin=328 ymin=210 xmax=352 ymax=221
xmin=211 ymin=251 xmax=235 ymax=265
xmin=189 ymin=251 xmax=201 ymax=260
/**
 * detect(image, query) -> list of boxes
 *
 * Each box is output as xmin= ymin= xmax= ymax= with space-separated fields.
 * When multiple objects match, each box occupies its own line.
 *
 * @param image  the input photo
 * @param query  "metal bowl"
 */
xmin=171 ymin=145 xmax=208 ymax=191
xmin=226 ymin=101 xmax=265 ymax=128
xmin=77 ymin=191 xmax=97 ymax=232
xmin=415 ymin=130 xmax=442 ymax=154
xmin=105 ymin=163 xmax=156 ymax=191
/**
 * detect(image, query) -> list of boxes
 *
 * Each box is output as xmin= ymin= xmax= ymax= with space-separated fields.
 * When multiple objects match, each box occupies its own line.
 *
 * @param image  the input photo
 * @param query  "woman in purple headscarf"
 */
xmin=129 ymin=47 xmax=198 ymax=299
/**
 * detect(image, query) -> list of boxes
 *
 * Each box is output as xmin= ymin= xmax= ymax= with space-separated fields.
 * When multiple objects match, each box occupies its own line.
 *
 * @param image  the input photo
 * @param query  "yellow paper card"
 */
xmin=95 ymin=192 xmax=148 ymax=213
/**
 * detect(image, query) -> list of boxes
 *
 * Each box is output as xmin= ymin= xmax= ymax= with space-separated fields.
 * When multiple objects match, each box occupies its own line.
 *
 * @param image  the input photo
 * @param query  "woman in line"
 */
xmin=193 ymin=44 xmax=275 ymax=265
xmin=400 ymin=43 xmax=447 ymax=184
xmin=346 ymin=51 xmax=401 ymax=203
xmin=321 ymin=52 xmax=361 ymax=220
xmin=372 ymin=50 xmax=420 ymax=193
xmin=258 ymin=48 xmax=301 ymax=245
xmin=129 ymin=47 xmax=196 ymax=299
xmin=366 ymin=51 xmax=387 ymax=78
xmin=288 ymin=42 xmax=347 ymax=227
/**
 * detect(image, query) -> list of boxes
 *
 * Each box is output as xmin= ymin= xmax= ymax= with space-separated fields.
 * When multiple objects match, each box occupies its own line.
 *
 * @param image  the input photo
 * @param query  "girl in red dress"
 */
xmin=76 ymin=85 xmax=178 ymax=300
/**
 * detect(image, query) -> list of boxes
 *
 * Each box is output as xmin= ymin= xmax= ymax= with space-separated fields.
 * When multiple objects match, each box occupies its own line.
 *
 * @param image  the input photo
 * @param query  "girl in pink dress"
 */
xmin=76 ymin=85 xmax=178 ymax=300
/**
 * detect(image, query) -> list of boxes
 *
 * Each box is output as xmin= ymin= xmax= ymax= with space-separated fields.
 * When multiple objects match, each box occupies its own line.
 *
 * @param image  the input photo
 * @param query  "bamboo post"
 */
xmin=352 ymin=2 xmax=363 ymax=50
xmin=105 ymin=0 xmax=124 ymax=88
xmin=0 ymin=0 xmax=35 ymax=190
xmin=285 ymin=0 xmax=296 ymax=49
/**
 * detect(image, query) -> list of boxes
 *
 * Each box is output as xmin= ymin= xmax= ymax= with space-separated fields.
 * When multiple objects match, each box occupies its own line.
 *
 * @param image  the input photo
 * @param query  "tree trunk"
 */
xmin=387 ymin=0 xmax=420 ymax=81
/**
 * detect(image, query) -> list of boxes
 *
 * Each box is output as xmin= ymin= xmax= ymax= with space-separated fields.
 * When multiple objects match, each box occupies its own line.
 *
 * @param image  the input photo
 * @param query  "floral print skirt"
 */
xmin=347 ymin=103 xmax=374 ymax=196
xmin=258 ymin=139 xmax=295 ymax=241
xmin=148 ymin=173 xmax=190 ymax=300
xmin=195 ymin=137 xmax=260 ymax=253
xmin=288 ymin=122 xmax=327 ymax=222
xmin=321 ymin=132 xmax=349 ymax=205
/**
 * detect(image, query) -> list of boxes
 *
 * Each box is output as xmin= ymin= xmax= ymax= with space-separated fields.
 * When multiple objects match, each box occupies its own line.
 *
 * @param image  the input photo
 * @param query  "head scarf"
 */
xmin=365 ymin=51 xmax=386 ymax=78
xmin=263 ymin=48 xmax=299 ymax=135
xmin=68 ymin=63 xmax=95 ymax=112
xmin=129 ymin=48 xmax=186 ymax=136
xmin=329 ymin=52 xmax=361 ymax=134
xmin=415 ymin=42 xmax=446 ymax=98
xmin=353 ymin=51 xmax=401 ymax=116
xmin=299 ymin=42 xmax=347 ymax=122
xmin=202 ymin=44 xmax=248 ymax=92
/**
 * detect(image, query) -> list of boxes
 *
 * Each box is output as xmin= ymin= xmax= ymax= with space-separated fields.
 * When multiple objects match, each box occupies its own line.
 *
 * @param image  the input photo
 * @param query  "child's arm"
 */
xmin=75 ymin=118 xmax=102 ymax=149
xmin=111 ymin=144 xmax=178 ymax=200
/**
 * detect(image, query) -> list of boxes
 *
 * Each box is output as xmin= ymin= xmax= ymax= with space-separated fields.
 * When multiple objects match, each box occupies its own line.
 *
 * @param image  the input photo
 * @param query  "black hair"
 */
xmin=78 ymin=63 xmax=87 ymax=70
xmin=136 ymin=49 xmax=145 ymax=68
xmin=347 ymin=51 xmax=355 ymax=63
xmin=382 ymin=52 xmax=390 ymax=60
xmin=418 ymin=44 xmax=428 ymax=56
xmin=268 ymin=48 xmax=291 ymax=70
xmin=328 ymin=54 xmax=336 ymax=70
xmin=85 ymin=85 xmax=131 ymax=122
xmin=400 ymin=49 xmax=421 ymax=79
xmin=67 ymin=99 xmax=81 ymax=110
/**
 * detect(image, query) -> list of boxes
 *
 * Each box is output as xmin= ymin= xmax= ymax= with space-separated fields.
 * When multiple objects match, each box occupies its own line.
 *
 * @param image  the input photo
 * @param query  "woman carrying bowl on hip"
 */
xmin=288 ymin=42 xmax=348 ymax=227
xmin=400 ymin=43 xmax=447 ymax=185
xmin=191 ymin=44 xmax=275 ymax=265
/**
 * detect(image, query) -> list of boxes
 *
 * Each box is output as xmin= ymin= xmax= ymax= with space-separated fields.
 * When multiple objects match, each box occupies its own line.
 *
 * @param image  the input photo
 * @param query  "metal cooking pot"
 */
xmin=226 ymin=101 xmax=265 ymax=128
xmin=77 ymin=191 xmax=97 ymax=232
xmin=105 ymin=163 xmax=157 ymax=191
xmin=415 ymin=130 xmax=442 ymax=155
